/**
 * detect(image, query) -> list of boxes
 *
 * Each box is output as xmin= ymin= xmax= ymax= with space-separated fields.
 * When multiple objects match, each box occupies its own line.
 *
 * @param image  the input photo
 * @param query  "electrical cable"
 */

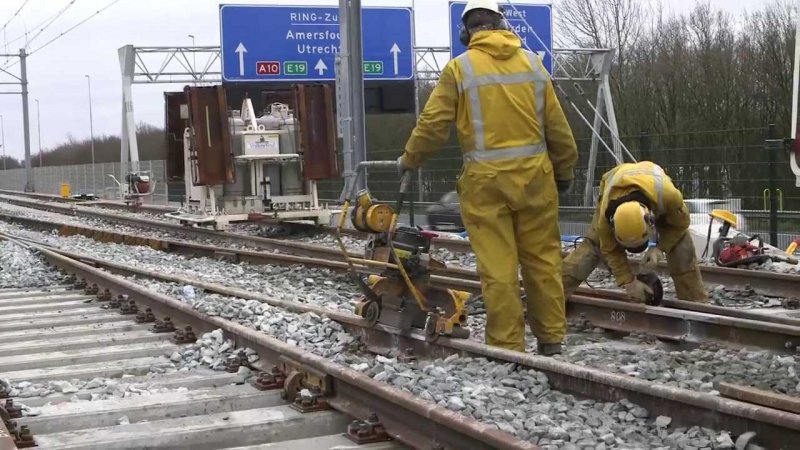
xmin=0 ymin=0 xmax=32 ymax=35
xmin=3 ymin=0 xmax=77 ymax=49
xmin=2 ymin=0 xmax=122 ymax=70
xmin=0 ymin=0 xmax=32 ymax=66
xmin=21 ymin=0 xmax=79 ymax=49
xmin=29 ymin=0 xmax=123 ymax=56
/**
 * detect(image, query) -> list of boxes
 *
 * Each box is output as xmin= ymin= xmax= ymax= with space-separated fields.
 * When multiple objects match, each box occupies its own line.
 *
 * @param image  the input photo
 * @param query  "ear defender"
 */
xmin=459 ymin=26 xmax=471 ymax=46
xmin=498 ymin=17 xmax=511 ymax=31
xmin=497 ymin=6 xmax=510 ymax=31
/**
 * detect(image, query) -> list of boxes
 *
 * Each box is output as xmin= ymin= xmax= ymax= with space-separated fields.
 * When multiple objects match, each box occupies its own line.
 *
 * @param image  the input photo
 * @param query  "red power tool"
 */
xmin=703 ymin=209 xmax=798 ymax=268
xmin=714 ymin=234 xmax=799 ymax=268
xmin=716 ymin=235 xmax=766 ymax=267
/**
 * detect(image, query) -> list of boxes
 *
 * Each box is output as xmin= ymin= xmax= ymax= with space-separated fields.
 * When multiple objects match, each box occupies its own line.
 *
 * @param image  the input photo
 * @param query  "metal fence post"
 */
xmin=639 ymin=131 xmax=651 ymax=161
xmin=766 ymin=124 xmax=781 ymax=246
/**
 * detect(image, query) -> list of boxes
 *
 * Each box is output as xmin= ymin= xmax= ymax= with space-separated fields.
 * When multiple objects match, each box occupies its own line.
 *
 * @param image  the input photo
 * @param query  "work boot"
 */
xmin=537 ymin=342 xmax=562 ymax=356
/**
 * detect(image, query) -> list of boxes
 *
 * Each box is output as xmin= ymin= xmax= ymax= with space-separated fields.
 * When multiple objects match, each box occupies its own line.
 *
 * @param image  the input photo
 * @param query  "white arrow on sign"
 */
xmin=315 ymin=59 xmax=328 ymax=76
xmin=235 ymin=42 xmax=247 ymax=76
xmin=390 ymin=43 xmax=401 ymax=75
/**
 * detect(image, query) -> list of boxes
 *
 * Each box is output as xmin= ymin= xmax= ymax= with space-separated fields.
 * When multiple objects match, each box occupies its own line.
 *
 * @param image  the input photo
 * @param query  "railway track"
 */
xmin=0 ymin=237 xmax=491 ymax=449
xmin=0 ymin=191 xmax=797 ymax=298
xmin=2 ymin=207 xmax=800 ymax=355
xmin=0 ymin=266 xmax=402 ymax=449
xmin=0 ymin=232 xmax=797 ymax=449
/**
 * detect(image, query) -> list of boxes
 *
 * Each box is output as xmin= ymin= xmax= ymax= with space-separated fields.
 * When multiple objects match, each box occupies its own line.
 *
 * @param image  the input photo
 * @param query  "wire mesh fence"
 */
xmin=315 ymin=126 xmax=799 ymax=249
xmin=1 ymin=126 xmax=797 ymax=248
xmin=0 ymin=160 xmax=170 ymax=205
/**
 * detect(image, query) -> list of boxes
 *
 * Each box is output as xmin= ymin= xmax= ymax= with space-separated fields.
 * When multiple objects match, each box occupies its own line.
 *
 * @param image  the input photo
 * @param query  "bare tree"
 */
xmin=556 ymin=0 xmax=645 ymax=67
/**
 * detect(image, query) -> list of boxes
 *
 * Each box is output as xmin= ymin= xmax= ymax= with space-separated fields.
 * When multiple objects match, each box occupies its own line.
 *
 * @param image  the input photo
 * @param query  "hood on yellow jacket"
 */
xmin=467 ymin=30 xmax=521 ymax=61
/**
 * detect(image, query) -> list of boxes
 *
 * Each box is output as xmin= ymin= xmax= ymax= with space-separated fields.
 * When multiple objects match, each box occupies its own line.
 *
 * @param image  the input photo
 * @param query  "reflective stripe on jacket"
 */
xmin=401 ymin=30 xmax=577 ymax=180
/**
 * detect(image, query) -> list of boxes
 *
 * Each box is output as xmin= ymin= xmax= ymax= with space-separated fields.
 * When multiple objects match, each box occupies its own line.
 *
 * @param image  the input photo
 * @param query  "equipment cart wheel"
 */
xmin=424 ymin=313 xmax=440 ymax=343
xmin=364 ymin=301 xmax=381 ymax=327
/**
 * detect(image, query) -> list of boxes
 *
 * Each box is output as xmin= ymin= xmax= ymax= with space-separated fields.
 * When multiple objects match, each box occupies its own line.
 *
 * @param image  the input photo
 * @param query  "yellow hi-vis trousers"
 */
xmin=458 ymin=159 xmax=566 ymax=352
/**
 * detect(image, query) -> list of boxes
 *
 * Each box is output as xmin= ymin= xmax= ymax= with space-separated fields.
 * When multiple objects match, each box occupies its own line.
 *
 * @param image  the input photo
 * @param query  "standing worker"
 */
xmin=396 ymin=0 xmax=578 ymax=355
xmin=561 ymin=161 xmax=708 ymax=303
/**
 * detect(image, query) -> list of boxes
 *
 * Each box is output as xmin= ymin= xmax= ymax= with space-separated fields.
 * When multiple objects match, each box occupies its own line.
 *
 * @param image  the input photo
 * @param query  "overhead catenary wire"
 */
xmin=0 ymin=0 xmax=32 ymax=35
xmin=5 ymin=0 xmax=79 ymax=49
xmin=500 ymin=0 xmax=636 ymax=164
xmin=0 ymin=0 xmax=78 ymax=68
xmin=0 ymin=0 xmax=31 ymax=65
xmin=29 ymin=0 xmax=123 ymax=56
xmin=2 ymin=0 xmax=122 ymax=70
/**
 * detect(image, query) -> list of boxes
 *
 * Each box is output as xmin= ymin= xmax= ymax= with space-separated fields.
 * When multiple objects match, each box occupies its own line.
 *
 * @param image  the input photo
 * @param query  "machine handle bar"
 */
xmin=359 ymin=160 xmax=397 ymax=169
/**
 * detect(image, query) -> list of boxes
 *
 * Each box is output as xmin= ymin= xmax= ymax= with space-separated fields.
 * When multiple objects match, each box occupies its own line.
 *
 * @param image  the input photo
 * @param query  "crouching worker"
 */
xmin=561 ymin=161 xmax=708 ymax=303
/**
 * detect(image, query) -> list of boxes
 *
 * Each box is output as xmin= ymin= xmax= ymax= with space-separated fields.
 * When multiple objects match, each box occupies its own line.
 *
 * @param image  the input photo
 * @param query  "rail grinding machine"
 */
xmin=335 ymin=161 xmax=471 ymax=342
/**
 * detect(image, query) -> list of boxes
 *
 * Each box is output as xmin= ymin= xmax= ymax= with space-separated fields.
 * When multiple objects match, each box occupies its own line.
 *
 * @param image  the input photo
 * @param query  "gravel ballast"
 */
xmin=0 ymin=239 xmax=63 ymax=288
xmin=136 ymin=276 xmax=733 ymax=448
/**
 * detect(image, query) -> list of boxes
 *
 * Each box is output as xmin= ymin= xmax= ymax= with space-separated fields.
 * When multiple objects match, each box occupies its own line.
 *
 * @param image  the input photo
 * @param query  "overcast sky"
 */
xmin=0 ymin=0 xmax=761 ymax=162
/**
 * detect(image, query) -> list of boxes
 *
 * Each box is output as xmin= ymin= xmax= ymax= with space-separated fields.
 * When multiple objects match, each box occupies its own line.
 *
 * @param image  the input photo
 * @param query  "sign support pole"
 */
xmin=347 ymin=0 xmax=368 ymax=191
xmin=337 ymin=0 xmax=354 ymax=201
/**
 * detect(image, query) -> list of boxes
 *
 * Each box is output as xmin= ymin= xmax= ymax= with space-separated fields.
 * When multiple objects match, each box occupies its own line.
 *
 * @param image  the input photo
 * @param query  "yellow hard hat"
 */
xmin=612 ymin=201 xmax=654 ymax=251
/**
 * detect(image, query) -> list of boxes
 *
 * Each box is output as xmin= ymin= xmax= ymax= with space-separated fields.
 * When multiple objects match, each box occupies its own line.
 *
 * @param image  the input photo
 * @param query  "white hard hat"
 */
xmin=462 ymin=0 xmax=501 ymax=19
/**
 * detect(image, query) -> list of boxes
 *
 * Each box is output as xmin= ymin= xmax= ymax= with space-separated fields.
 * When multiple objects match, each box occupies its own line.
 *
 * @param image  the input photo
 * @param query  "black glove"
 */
xmin=556 ymin=179 xmax=573 ymax=194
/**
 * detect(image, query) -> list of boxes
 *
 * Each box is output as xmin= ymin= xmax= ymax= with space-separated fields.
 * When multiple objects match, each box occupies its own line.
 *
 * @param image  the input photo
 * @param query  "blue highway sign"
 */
xmin=448 ymin=1 xmax=553 ymax=74
xmin=219 ymin=5 xmax=414 ymax=82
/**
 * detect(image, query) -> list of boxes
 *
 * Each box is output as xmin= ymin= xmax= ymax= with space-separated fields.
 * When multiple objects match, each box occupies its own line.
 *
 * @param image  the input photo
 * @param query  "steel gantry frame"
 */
xmin=118 ymin=45 xmax=221 ymax=180
xmin=118 ymin=44 xmax=621 ymax=208
xmin=411 ymin=46 xmax=622 ymax=206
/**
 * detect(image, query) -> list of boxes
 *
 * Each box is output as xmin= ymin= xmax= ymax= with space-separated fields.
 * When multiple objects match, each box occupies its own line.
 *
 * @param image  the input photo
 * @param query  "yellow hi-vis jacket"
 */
xmin=596 ymin=162 xmax=691 ymax=285
xmin=400 ymin=30 xmax=577 ymax=181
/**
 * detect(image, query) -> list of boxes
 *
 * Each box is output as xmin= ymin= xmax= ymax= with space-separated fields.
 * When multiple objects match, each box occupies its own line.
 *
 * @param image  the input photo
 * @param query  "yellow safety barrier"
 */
xmin=788 ymin=240 xmax=799 ymax=256
xmin=763 ymin=189 xmax=784 ymax=211
xmin=60 ymin=183 xmax=71 ymax=198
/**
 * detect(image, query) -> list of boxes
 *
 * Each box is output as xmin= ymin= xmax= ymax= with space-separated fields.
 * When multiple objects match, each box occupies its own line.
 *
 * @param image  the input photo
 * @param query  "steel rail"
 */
xmin=2 ymin=192 xmax=798 ymax=298
xmin=0 ymin=234 xmax=528 ymax=450
xmin=3 ymin=212 xmax=800 ymax=354
xmin=5 ymin=232 xmax=800 ymax=449
xmin=0 ymin=194 xmax=350 ymax=260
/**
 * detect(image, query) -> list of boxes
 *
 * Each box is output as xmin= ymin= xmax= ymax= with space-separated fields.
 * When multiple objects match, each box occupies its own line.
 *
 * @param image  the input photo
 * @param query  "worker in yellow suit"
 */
xmin=397 ymin=0 xmax=578 ymax=355
xmin=561 ymin=161 xmax=708 ymax=303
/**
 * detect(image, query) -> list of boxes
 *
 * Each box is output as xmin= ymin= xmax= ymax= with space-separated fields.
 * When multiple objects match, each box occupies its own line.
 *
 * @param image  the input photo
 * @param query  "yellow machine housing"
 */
xmin=351 ymin=190 xmax=395 ymax=234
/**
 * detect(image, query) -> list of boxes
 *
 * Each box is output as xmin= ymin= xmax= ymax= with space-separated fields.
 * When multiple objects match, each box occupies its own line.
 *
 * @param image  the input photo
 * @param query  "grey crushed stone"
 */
xmin=133 ymin=275 xmax=731 ymax=447
xmin=564 ymin=343 xmax=800 ymax=397
xmin=0 ymin=239 xmax=64 ymax=288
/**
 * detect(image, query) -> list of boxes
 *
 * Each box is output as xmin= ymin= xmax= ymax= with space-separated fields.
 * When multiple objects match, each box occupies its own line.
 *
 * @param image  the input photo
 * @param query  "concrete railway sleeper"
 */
xmin=0 ymin=233 xmax=794 ymax=449
xmin=1 ymin=192 xmax=798 ymax=299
